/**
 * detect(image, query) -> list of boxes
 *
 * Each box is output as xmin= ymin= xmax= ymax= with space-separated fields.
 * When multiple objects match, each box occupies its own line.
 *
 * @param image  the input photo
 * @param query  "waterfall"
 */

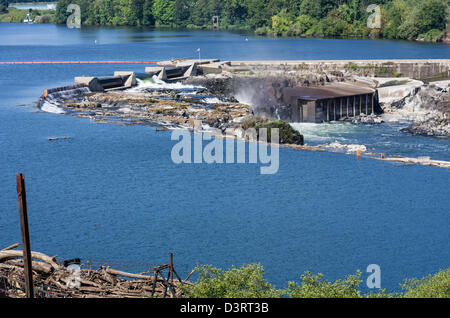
xmin=40 ymin=87 xmax=91 ymax=114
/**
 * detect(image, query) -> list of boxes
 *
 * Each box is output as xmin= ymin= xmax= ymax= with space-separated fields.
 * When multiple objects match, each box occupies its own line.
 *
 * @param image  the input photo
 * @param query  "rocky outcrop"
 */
xmin=241 ymin=119 xmax=304 ymax=145
xmin=402 ymin=115 xmax=450 ymax=137
xmin=381 ymin=81 xmax=450 ymax=137
xmin=65 ymin=90 xmax=254 ymax=132
xmin=347 ymin=114 xmax=384 ymax=125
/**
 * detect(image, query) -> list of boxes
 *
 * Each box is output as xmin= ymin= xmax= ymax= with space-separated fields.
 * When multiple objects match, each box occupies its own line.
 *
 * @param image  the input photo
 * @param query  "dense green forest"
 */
xmin=1 ymin=0 xmax=449 ymax=41
xmin=53 ymin=0 xmax=449 ymax=41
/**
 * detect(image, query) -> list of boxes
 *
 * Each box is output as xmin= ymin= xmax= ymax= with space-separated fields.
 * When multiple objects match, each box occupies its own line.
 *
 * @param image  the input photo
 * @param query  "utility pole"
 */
xmin=16 ymin=173 xmax=34 ymax=298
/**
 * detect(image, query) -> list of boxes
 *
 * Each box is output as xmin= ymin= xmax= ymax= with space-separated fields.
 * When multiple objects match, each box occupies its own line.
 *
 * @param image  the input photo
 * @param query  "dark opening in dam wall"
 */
xmin=282 ymin=84 xmax=382 ymax=123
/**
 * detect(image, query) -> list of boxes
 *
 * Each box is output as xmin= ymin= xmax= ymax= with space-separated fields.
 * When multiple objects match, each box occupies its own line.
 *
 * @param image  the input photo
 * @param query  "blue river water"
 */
xmin=0 ymin=23 xmax=449 ymax=293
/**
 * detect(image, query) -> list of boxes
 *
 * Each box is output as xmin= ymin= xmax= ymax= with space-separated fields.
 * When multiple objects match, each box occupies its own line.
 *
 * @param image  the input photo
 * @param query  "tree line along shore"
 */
xmin=1 ymin=0 xmax=449 ymax=43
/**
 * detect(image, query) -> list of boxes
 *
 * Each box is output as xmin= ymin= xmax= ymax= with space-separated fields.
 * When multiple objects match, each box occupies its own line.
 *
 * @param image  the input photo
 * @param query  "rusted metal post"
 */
xmin=16 ymin=173 xmax=34 ymax=299
xmin=170 ymin=253 xmax=174 ymax=284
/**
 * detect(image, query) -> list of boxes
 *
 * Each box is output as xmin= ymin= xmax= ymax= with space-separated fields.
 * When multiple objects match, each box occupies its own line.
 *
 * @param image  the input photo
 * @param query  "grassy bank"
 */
xmin=182 ymin=264 xmax=450 ymax=298
xmin=0 ymin=7 xmax=55 ymax=23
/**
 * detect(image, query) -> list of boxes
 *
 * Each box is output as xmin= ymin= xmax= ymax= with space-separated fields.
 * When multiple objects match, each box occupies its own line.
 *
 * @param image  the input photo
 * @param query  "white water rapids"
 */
xmin=40 ymin=87 xmax=91 ymax=114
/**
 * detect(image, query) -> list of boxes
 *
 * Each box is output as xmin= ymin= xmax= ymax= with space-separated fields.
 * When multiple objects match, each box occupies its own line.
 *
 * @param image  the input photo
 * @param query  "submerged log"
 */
xmin=1 ymin=243 xmax=20 ymax=251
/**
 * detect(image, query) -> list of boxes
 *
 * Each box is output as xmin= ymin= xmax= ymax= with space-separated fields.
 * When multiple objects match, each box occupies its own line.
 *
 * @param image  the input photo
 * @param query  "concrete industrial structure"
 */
xmin=145 ymin=59 xmax=233 ymax=81
xmin=282 ymin=83 xmax=382 ymax=123
xmin=75 ymin=71 xmax=137 ymax=92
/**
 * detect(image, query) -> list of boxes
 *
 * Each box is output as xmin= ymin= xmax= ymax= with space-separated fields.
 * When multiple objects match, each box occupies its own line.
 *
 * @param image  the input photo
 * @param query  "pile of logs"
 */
xmin=0 ymin=244 xmax=190 ymax=298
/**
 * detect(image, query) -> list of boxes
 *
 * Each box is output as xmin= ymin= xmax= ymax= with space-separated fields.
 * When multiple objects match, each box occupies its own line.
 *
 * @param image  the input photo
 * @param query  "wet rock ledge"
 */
xmin=55 ymin=82 xmax=305 ymax=146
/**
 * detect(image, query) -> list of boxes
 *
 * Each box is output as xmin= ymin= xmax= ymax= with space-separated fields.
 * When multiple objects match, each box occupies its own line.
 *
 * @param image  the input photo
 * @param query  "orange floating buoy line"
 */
xmin=0 ymin=61 xmax=158 ymax=65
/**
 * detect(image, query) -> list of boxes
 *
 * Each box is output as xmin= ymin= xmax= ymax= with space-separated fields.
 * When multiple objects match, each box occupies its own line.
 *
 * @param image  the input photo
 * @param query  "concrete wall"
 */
xmin=74 ymin=72 xmax=137 ymax=92
xmin=232 ymin=60 xmax=450 ymax=80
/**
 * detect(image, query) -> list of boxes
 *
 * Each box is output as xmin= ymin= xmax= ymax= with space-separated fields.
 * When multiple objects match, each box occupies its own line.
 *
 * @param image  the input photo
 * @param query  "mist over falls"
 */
xmin=185 ymin=75 xmax=309 ymax=121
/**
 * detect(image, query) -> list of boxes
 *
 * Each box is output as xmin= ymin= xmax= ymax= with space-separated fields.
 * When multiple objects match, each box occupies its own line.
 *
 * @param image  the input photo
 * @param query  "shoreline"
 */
xmin=1 ymin=19 xmax=449 ymax=44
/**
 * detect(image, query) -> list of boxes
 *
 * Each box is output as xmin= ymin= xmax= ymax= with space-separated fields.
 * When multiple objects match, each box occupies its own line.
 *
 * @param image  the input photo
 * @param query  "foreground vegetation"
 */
xmin=181 ymin=264 xmax=450 ymax=298
xmin=50 ymin=0 xmax=449 ymax=42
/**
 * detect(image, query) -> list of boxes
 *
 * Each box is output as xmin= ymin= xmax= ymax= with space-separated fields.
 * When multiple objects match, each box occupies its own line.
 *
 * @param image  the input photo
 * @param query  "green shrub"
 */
xmin=294 ymin=15 xmax=316 ymax=35
xmin=402 ymin=269 xmax=450 ymax=298
xmin=0 ymin=7 xmax=27 ymax=23
xmin=271 ymin=9 xmax=291 ymax=36
xmin=285 ymin=271 xmax=363 ymax=298
xmin=418 ymin=29 xmax=445 ymax=41
xmin=182 ymin=264 xmax=280 ymax=298
xmin=242 ymin=118 xmax=304 ymax=145
xmin=345 ymin=63 xmax=359 ymax=70
xmin=182 ymin=264 xmax=450 ymax=298
xmin=255 ymin=26 xmax=269 ymax=36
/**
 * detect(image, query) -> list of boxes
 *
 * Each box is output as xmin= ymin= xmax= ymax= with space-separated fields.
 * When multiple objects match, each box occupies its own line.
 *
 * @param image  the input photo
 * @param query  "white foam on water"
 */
xmin=318 ymin=141 xmax=368 ymax=153
xmin=290 ymin=122 xmax=356 ymax=143
xmin=118 ymin=107 xmax=133 ymax=114
xmin=41 ymin=100 xmax=65 ymax=114
xmin=203 ymin=97 xmax=223 ymax=104
xmin=128 ymin=77 xmax=204 ymax=92
xmin=40 ymin=87 xmax=91 ymax=115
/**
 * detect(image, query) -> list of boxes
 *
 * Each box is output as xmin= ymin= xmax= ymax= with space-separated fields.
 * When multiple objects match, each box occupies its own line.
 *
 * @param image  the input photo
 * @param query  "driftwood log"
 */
xmin=0 ymin=250 xmax=61 ymax=270
xmin=0 ymin=244 xmax=189 ymax=298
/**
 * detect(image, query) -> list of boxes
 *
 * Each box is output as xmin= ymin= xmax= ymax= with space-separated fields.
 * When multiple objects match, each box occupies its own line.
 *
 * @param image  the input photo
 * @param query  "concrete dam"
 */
xmin=37 ymin=58 xmax=449 ymax=124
